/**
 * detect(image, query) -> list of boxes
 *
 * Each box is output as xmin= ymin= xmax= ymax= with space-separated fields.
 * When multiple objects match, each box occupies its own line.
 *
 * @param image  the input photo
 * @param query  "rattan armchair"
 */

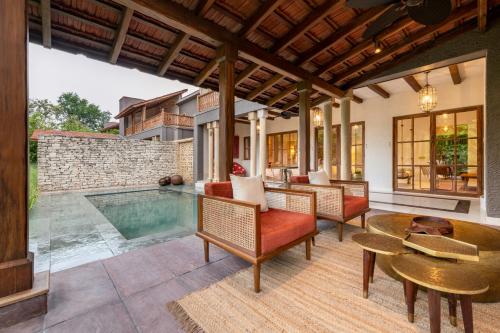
xmin=197 ymin=182 xmax=317 ymax=293
xmin=289 ymin=177 xmax=370 ymax=242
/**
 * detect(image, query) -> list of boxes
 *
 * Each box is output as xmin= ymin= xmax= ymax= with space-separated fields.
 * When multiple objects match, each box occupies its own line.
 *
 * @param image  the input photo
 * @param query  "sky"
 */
xmin=28 ymin=43 xmax=198 ymax=118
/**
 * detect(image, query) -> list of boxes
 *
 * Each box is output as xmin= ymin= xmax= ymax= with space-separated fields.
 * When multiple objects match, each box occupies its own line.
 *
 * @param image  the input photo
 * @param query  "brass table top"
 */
xmin=403 ymin=233 xmax=479 ymax=261
xmin=368 ymin=213 xmax=500 ymax=255
xmin=352 ymin=233 xmax=412 ymax=256
xmin=391 ymin=254 xmax=489 ymax=295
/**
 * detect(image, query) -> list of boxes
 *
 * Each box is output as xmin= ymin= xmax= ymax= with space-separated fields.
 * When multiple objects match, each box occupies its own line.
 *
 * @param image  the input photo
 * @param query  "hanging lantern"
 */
xmin=418 ymin=71 xmax=437 ymax=112
xmin=311 ymin=107 xmax=323 ymax=127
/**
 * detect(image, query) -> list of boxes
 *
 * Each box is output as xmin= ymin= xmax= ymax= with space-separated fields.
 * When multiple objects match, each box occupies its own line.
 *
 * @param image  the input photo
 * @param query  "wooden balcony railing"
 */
xmin=124 ymin=112 xmax=194 ymax=136
xmin=197 ymin=90 xmax=219 ymax=113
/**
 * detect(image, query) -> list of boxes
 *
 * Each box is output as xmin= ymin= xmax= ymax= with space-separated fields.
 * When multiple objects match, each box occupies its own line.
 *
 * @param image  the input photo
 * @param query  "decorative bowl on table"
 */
xmin=406 ymin=216 xmax=454 ymax=235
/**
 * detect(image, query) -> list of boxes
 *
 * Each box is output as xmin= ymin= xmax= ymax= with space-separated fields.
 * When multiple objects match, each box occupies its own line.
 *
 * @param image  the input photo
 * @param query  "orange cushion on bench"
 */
xmin=343 ymin=195 xmax=369 ymax=218
xmin=290 ymin=175 xmax=310 ymax=184
xmin=204 ymin=182 xmax=233 ymax=199
xmin=260 ymin=208 xmax=315 ymax=254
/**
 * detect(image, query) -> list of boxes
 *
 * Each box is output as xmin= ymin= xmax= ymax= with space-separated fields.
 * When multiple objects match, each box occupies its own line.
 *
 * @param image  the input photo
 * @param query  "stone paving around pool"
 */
xmin=29 ymin=185 xmax=201 ymax=273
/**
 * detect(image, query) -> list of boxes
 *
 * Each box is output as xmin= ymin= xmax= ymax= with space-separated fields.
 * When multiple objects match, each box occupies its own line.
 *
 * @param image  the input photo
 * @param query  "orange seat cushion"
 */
xmin=204 ymin=182 xmax=233 ymax=198
xmin=290 ymin=175 xmax=310 ymax=184
xmin=260 ymin=208 xmax=315 ymax=254
xmin=343 ymin=195 xmax=369 ymax=218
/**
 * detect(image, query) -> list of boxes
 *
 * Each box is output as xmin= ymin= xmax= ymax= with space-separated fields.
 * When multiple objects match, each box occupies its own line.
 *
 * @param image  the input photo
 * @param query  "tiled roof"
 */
xmin=115 ymin=89 xmax=187 ymax=119
xmin=31 ymin=129 xmax=119 ymax=141
xmin=102 ymin=122 xmax=119 ymax=130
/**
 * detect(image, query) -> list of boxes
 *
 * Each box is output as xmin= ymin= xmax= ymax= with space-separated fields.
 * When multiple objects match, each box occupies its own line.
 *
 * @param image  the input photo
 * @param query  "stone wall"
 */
xmin=37 ymin=136 xmax=193 ymax=191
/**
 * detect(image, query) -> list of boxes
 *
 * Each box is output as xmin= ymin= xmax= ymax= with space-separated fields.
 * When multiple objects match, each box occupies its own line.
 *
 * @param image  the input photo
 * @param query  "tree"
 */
xmin=57 ymin=93 xmax=111 ymax=131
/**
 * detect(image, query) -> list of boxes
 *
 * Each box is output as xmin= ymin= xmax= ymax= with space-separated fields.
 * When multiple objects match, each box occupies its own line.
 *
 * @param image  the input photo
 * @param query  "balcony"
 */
xmin=197 ymin=90 xmax=219 ymax=113
xmin=124 ymin=112 xmax=193 ymax=136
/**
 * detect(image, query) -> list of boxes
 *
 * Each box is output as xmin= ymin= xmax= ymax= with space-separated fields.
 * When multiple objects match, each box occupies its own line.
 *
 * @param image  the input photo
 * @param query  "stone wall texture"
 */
xmin=37 ymin=136 xmax=193 ymax=191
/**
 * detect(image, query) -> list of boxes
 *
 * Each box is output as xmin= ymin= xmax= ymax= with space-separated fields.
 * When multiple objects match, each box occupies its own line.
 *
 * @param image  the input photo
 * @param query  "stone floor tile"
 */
xmin=0 ymin=315 xmax=45 ymax=333
xmin=46 ymin=302 xmax=137 ymax=333
xmin=45 ymin=261 xmax=120 ymax=328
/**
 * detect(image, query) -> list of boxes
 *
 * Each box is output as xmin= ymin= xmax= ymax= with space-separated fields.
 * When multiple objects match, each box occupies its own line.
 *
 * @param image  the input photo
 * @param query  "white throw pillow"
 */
xmin=230 ymin=174 xmax=269 ymax=212
xmin=308 ymin=170 xmax=330 ymax=185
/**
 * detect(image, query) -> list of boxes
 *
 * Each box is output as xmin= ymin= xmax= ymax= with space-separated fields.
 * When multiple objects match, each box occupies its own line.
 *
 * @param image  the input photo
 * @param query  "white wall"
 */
xmin=235 ymin=72 xmax=485 ymax=192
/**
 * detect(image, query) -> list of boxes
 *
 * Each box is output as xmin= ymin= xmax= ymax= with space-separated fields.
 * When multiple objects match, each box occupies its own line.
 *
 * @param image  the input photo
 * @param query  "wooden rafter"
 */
xmin=478 ymin=0 xmax=488 ymax=32
xmin=246 ymin=74 xmax=283 ymax=100
xmin=112 ymin=0 xmax=344 ymax=96
xmin=352 ymin=95 xmax=363 ymax=104
xmin=404 ymin=76 xmax=422 ymax=92
xmin=367 ymin=84 xmax=390 ymax=98
xmin=314 ymin=16 xmax=414 ymax=77
xmin=266 ymin=84 xmax=297 ymax=106
xmin=296 ymin=6 xmax=387 ymax=65
xmin=331 ymin=3 xmax=476 ymax=84
xmin=194 ymin=58 xmax=218 ymax=86
xmin=448 ymin=64 xmax=462 ymax=85
xmin=235 ymin=63 xmax=260 ymax=85
xmin=110 ymin=7 xmax=133 ymax=64
xmin=41 ymin=0 xmax=51 ymax=48
xmin=238 ymin=0 xmax=285 ymax=38
xmin=270 ymin=0 xmax=345 ymax=53
xmin=196 ymin=0 xmax=216 ymax=16
xmin=157 ymin=32 xmax=190 ymax=76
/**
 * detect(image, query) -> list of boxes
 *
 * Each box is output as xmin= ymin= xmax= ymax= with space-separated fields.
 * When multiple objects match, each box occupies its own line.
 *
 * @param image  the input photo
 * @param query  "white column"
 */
xmin=213 ymin=121 xmax=220 ymax=182
xmin=340 ymin=97 xmax=352 ymax=180
xmin=207 ymin=122 xmax=214 ymax=182
xmin=257 ymin=109 xmax=268 ymax=179
xmin=248 ymin=111 xmax=258 ymax=177
xmin=323 ymin=100 xmax=333 ymax=179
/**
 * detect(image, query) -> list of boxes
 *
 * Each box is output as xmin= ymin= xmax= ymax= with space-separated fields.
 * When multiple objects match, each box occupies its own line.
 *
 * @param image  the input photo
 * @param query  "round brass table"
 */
xmin=367 ymin=213 xmax=500 ymax=302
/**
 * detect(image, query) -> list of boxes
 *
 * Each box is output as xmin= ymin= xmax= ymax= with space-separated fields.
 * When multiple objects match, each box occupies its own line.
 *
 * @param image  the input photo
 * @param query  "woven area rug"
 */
xmin=167 ymin=222 xmax=500 ymax=332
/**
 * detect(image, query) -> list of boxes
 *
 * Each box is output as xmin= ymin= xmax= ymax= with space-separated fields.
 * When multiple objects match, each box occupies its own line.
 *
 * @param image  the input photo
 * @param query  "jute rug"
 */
xmin=167 ymin=222 xmax=500 ymax=332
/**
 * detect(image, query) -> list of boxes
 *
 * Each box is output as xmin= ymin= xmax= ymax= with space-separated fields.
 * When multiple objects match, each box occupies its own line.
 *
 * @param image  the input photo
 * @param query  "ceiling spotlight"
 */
xmin=373 ymin=39 xmax=382 ymax=54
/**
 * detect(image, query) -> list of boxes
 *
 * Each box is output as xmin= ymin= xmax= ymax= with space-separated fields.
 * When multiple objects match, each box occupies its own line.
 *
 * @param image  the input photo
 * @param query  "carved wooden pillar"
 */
xmin=217 ymin=44 xmax=237 ymax=181
xmin=298 ymin=81 xmax=312 ymax=175
xmin=0 ymin=0 xmax=34 ymax=298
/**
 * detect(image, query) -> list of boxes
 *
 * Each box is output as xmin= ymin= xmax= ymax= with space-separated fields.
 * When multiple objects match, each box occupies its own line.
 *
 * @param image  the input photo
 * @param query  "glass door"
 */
xmin=315 ymin=125 xmax=340 ymax=179
xmin=394 ymin=106 xmax=482 ymax=196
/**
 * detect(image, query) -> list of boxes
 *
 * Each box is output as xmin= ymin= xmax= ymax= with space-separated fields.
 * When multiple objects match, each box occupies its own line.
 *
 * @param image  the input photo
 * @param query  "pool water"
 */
xmin=86 ymin=189 xmax=197 ymax=240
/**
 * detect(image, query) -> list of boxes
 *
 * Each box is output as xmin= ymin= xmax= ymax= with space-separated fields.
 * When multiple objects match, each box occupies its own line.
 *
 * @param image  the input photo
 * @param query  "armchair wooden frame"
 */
xmin=289 ymin=179 xmax=370 ymax=242
xmin=197 ymin=187 xmax=317 ymax=293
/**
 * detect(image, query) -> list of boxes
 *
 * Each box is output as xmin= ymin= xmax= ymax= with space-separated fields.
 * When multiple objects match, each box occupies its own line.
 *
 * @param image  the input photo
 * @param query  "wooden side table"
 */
xmin=352 ymin=233 xmax=412 ymax=299
xmin=392 ymin=254 xmax=489 ymax=333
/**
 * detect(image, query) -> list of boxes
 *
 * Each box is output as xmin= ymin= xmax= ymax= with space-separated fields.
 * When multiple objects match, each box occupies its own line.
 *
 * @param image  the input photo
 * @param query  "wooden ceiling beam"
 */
xmin=239 ymin=0 xmax=285 ymax=38
xmin=367 ymin=84 xmax=390 ymax=98
xmin=352 ymin=95 xmax=363 ymax=104
xmin=404 ymin=76 xmax=422 ymax=92
xmin=448 ymin=64 xmax=462 ymax=85
xmin=270 ymin=0 xmax=345 ymax=53
xmin=246 ymin=74 xmax=283 ymax=100
xmin=110 ymin=7 xmax=134 ymax=64
xmin=478 ymin=0 xmax=488 ymax=32
xmin=157 ymin=32 xmax=190 ymax=76
xmin=266 ymin=84 xmax=297 ymax=106
xmin=193 ymin=58 xmax=218 ymax=86
xmin=296 ymin=6 xmax=387 ymax=65
xmin=235 ymin=63 xmax=260 ymax=84
xmin=108 ymin=0 xmax=346 ymax=97
xmin=332 ymin=3 xmax=476 ymax=84
xmin=196 ymin=0 xmax=216 ymax=16
xmin=41 ymin=0 xmax=51 ymax=48
xmin=314 ymin=16 xmax=414 ymax=77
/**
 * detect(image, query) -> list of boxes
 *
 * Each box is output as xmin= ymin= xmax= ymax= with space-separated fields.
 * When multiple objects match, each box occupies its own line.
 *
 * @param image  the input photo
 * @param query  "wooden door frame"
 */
xmin=393 ymin=105 xmax=483 ymax=197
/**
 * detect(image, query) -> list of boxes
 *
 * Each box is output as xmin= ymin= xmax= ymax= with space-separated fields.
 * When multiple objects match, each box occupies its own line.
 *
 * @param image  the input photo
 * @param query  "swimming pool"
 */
xmin=86 ymin=189 xmax=197 ymax=240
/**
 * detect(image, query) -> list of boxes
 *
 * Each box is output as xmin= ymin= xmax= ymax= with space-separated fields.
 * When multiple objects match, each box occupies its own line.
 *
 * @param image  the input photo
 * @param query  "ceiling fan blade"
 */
xmin=347 ymin=0 xmax=398 ymax=9
xmin=362 ymin=4 xmax=408 ymax=40
xmin=408 ymin=0 xmax=452 ymax=25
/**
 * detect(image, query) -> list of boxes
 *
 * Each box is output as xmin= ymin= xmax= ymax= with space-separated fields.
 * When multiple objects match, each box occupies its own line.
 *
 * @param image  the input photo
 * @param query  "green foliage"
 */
xmin=102 ymin=128 xmax=119 ymax=135
xmin=28 ymin=93 xmax=112 ymax=163
xmin=29 ymin=164 xmax=38 ymax=210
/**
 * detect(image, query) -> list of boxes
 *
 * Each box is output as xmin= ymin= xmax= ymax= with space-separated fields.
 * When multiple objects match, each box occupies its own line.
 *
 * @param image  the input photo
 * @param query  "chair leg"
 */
xmin=337 ymin=222 xmax=344 ymax=242
xmin=448 ymin=294 xmax=457 ymax=327
xmin=312 ymin=236 xmax=316 ymax=246
xmin=305 ymin=238 xmax=311 ymax=260
xmin=203 ymin=240 xmax=209 ymax=263
xmin=404 ymin=279 xmax=416 ymax=323
xmin=460 ymin=295 xmax=473 ymax=333
xmin=253 ymin=263 xmax=261 ymax=293
xmin=361 ymin=213 xmax=366 ymax=229
xmin=428 ymin=289 xmax=441 ymax=333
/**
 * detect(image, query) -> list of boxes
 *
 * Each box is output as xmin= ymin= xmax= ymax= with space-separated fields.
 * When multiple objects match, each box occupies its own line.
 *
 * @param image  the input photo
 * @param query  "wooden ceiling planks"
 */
xmin=26 ymin=0 xmax=499 ymax=108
